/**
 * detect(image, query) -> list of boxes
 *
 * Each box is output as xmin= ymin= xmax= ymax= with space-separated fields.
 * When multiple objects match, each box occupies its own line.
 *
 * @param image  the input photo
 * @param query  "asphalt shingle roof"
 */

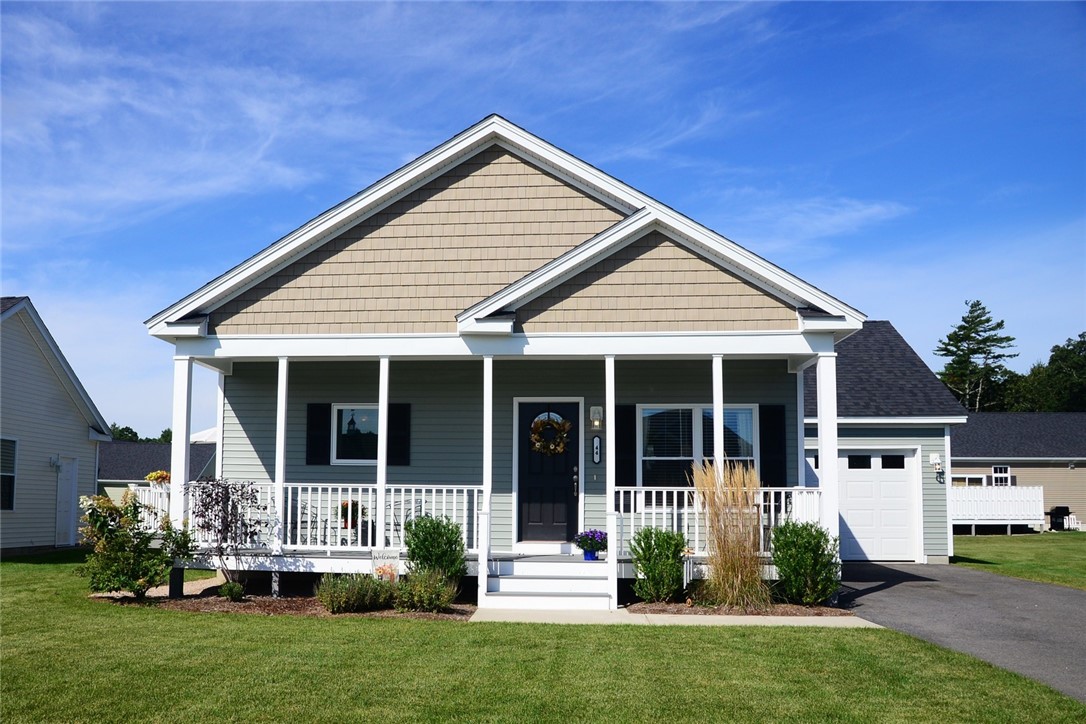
xmin=804 ymin=320 xmax=966 ymax=419
xmin=98 ymin=441 xmax=216 ymax=481
xmin=950 ymin=412 xmax=1086 ymax=458
xmin=1 ymin=296 xmax=27 ymax=314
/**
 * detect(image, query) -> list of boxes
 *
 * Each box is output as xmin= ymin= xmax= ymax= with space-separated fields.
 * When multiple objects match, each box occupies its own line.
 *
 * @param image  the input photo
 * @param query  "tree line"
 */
xmin=935 ymin=299 xmax=1085 ymax=413
xmin=108 ymin=424 xmax=172 ymax=444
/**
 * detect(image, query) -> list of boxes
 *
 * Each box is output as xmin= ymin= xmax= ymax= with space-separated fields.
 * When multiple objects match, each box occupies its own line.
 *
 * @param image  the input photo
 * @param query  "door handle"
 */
xmin=572 ymin=466 xmax=579 ymax=497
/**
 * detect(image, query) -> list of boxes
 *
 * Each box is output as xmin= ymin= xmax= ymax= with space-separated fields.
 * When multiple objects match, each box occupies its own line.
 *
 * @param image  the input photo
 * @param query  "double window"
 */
xmin=1 ymin=439 xmax=15 ymax=510
xmin=638 ymin=405 xmax=758 ymax=486
xmin=331 ymin=404 xmax=379 ymax=465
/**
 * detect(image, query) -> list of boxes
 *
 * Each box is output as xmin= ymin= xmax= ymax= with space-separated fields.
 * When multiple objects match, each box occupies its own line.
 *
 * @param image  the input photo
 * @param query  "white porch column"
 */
xmin=215 ymin=372 xmax=226 ymax=479
xmin=815 ymin=353 xmax=840 ymax=540
xmin=376 ymin=357 xmax=390 ymax=548
xmin=273 ymin=357 xmax=289 ymax=557
xmin=478 ymin=356 xmax=493 ymax=605
xmin=712 ymin=355 xmax=725 ymax=476
xmin=605 ymin=355 xmax=618 ymax=610
xmin=796 ymin=370 xmax=806 ymax=486
xmin=169 ymin=356 xmax=192 ymax=525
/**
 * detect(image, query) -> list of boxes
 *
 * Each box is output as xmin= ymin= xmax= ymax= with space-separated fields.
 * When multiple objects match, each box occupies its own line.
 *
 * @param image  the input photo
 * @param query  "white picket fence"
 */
xmin=948 ymin=486 xmax=1045 ymax=527
xmin=614 ymin=487 xmax=822 ymax=556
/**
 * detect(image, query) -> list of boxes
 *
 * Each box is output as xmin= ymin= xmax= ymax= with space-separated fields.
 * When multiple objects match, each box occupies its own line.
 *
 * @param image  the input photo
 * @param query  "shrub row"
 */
xmin=315 ymin=571 xmax=456 ymax=613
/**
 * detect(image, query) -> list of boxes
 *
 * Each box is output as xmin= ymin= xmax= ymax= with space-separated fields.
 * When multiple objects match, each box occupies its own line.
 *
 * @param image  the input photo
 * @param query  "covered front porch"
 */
xmin=165 ymin=346 xmax=843 ymax=609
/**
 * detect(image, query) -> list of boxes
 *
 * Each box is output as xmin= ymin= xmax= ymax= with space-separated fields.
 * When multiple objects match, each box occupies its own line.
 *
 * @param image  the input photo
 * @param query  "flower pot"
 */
xmin=583 ymin=550 xmax=598 ymax=561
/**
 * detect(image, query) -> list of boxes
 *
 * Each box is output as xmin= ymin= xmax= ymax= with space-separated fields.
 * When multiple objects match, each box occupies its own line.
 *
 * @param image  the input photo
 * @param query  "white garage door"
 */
xmin=838 ymin=451 xmax=916 ymax=562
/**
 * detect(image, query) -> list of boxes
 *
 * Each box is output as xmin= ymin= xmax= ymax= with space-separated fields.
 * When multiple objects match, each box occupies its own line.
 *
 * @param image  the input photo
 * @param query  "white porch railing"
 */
xmin=128 ymin=484 xmax=169 ymax=530
xmin=614 ymin=487 xmax=822 ymax=556
xmin=385 ymin=485 xmax=482 ymax=552
xmin=949 ymin=486 xmax=1045 ymax=526
xmin=188 ymin=481 xmax=277 ymax=550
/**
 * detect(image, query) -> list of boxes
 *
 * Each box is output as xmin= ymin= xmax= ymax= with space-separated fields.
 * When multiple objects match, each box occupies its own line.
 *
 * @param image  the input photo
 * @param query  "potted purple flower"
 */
xmin=573 ymin=529 xmax=607 ymax=561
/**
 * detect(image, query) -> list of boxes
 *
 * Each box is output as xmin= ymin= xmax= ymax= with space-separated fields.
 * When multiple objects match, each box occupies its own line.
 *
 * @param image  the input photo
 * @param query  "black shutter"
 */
xmin=1010 ymin=475 xmax=1017 ymax=487
xmin=616 ymin=404 xmax=637 ymax=487
xmin=387 ymin=403 xmax=411 ymax=466
xmin=758 ymin=405 xmax=787 ymax=487
xmin=306 ymin=403 xmax=331 ymax=466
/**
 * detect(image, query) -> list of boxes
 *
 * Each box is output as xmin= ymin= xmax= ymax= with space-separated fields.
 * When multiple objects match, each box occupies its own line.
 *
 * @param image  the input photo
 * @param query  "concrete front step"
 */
xmin=482 ymin=590 xmax=613 ymax=611
xmin=486 ymin=556 xmax=607 ymax=577
xmin=487 ymin=574 xmax=609 ymax=594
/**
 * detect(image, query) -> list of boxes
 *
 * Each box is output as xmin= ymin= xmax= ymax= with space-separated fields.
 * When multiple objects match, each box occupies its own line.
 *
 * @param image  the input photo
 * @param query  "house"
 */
xmin=1 ymin=297 xmax=111 ymax=553
xmin=950 ymin=412 xmax=1085 ymax=530
xmin=97 ymin=439 xmax=217 ymax=503
xmin=146 ymin=115 xmax=964 ymax=609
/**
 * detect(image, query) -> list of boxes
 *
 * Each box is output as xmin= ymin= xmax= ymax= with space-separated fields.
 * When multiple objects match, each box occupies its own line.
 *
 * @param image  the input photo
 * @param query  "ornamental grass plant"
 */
xmin=690 ymin=460 xmax=770 ymax=610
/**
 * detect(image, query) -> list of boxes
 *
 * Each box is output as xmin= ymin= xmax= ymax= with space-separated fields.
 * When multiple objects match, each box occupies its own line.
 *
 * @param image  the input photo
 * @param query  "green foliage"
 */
xmin=403 ymin=515 xmax=467 ymax=581
xmin=1004 ymin=332 xmax=1086 ymax=412
xmin=109 ymin=423 xmax=140 ymax=442
xmin=187 ymin=479 xmax=269 ymax=583
xmin=315 ymin=574 xmax=395 ymax=613
xmin=219 ymin=581 xmax=245 ymax=602
xmin=771 ymin=520 xmax=840 ymax=606
xmin=76 ymin=492 xmax=194 ymax=599
xmin=629 ymin=527 xmax=686 ymax=603
xmin=935 ymin=300 xmax=1017 ymax=412
xmin=394 ymin=569 xmax=457 ymax=613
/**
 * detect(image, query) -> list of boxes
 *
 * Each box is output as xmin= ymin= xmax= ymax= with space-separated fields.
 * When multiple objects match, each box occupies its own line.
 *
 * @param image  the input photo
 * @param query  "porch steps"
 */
xmin=483 ymin=556 xmax=612 ymax=611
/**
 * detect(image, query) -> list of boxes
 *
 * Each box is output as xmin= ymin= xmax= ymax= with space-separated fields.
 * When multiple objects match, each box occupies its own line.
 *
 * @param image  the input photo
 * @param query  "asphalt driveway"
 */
xmin=841 ymin=563 xmax=1086 ymax=703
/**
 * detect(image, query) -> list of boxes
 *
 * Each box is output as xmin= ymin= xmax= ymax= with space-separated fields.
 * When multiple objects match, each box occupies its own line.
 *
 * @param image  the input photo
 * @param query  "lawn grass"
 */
xmin=953 ymin=532 xmax=1086 ymax=590
xmin=183 ymin=567 xmax=218 ymax=582
xmin=3 ymin=551 xmax=1083 ymax=722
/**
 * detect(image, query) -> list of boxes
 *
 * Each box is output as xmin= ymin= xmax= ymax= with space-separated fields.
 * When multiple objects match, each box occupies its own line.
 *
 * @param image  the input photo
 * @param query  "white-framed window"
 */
xmin=1 ymin=438 xmax=16 ymax=511
xmin=952 ymin=475 xmax=986 ymax=487
xmin=331 ymin=404 xmax=379 ymax=465
xmin=992 ymin=465 xmax=1011 ymax=487
xmin=638 ymin=404 xmax=758 ymax=486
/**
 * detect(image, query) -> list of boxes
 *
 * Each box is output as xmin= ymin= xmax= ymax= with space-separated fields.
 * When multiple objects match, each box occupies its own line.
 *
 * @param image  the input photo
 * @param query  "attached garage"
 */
xmin=838 ymin=450 xmax=918 ymax=562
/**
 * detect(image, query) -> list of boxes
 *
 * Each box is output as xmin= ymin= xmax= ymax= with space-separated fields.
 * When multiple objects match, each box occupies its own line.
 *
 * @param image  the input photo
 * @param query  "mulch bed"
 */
xmin=626 ymin=601 xmax=852 ymax=616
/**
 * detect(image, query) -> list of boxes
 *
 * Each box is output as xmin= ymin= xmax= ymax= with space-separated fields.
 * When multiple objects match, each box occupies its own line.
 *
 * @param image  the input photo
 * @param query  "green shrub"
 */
xmin=315 ymin=574 xmax=395 ymax=614
xmin=403 ymin=515 xmax=467 ymax=582
xmin=771 ymin=520 xmax=841 ymax=605
xmin=395 ymin=569 xmax=457 ymax=613
xmin=629 ymin=527 xmax=687 ymax=603
xmin=219 ymin=581 xmax=245 ymax=602
xmin=76 ymin=493 xmax=194 ymax=600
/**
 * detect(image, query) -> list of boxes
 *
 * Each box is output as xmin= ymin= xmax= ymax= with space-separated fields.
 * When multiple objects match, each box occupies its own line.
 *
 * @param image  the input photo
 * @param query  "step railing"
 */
xmin=614 ymin=486 xmax=822 ymax=556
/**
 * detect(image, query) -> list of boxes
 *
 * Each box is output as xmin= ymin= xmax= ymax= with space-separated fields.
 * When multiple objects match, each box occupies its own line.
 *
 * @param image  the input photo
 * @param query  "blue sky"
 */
xmin=3 ymin=2 xmax=1084 ymax=436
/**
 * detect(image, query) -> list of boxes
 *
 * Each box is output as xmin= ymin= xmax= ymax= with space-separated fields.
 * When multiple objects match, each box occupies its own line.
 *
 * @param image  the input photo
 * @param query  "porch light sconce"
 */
xmin=589 ymin=406 xmax=604 ymax=430
xmin=1070 ymin=462 xmax=1077 ymax=471
xmin=48 ymin=455 xmax=60 ymax=469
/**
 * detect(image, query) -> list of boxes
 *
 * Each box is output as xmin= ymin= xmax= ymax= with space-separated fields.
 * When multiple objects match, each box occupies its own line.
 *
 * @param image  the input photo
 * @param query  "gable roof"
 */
xmin=804 ymin=320 xmax=966 ymax=420
xmin=98 ymin=441 xmax=217 ymax=481
xmin=1 ymin=296 xmax=111 ymax=437
xmin=147 ymin=115 xmax=864 ymax=338
xmin=950 ymin=413 xmax=1086 ymax=459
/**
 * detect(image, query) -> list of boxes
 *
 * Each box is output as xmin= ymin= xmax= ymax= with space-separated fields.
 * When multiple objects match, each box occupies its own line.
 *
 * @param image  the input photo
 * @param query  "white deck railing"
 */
xmin=384 ymin=485 xmax=482 ymax=552
xmin=128 ymin=484 xmax=169 ymax=530
xmin=614 ymin=487 xmax=822 ymax=556
xmin=188 ymin=481 xmax=276 ymax=550
xmin=948 ymin=486 xmax=1045 ymax=525
xmin=284 ymin=484 xmax=379 ymax=551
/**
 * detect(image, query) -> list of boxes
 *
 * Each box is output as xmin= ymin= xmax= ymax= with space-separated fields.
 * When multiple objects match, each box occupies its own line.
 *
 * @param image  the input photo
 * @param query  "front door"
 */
xmin=518 ymin=401 xmax=579 ymax=541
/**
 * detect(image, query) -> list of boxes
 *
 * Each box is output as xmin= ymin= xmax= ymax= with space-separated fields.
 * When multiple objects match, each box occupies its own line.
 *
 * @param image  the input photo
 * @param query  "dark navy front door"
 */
xmin=518 ymin=402 xmax=579 ymax=541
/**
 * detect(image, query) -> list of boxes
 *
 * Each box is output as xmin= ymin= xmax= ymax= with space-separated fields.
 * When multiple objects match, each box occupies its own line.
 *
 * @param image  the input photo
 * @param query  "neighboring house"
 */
xmin=97 ymin=440 xmax=216 ymax=503
xmin=951 ymin=412 xmax=1086 ymax=527
xmin=804 ymin=320 xmax=966 ymax=562
xmin=145 ymin=116 xmax=965 ymax=609
xmin=1 ymin=297 xmax=111 ymax=553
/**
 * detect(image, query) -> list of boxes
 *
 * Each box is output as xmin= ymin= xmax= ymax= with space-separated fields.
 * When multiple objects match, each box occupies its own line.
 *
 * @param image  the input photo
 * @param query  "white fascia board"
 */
xmin=459 ymin=316 xmax=515 ymax=335
xmin=153 ymin=317 xmax=208 ymax=339
xmin=6 ymin=300 xmax=111 ymax=436
xmin=89 ymin=429 xmax=112 ymax=442
xmin=802 ymin=416 xmax=969 ymax=426
xmin=457 ymin=209 xmax=655 ymax=325
xmin=175 ymin=329 xmax=836 ymax=360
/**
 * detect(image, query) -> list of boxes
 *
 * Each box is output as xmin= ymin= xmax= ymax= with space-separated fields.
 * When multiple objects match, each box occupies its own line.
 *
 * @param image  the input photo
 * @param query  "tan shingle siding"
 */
xmin=516 ymin=231 xmax=798 ymax=333
xmin=209 ymin=147 xmax=625 ymax=335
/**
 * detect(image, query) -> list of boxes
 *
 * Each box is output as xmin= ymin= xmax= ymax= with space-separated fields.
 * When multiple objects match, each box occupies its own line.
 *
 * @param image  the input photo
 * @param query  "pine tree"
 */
xmin=935 ymin=300 xmax=1017 ymax=412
